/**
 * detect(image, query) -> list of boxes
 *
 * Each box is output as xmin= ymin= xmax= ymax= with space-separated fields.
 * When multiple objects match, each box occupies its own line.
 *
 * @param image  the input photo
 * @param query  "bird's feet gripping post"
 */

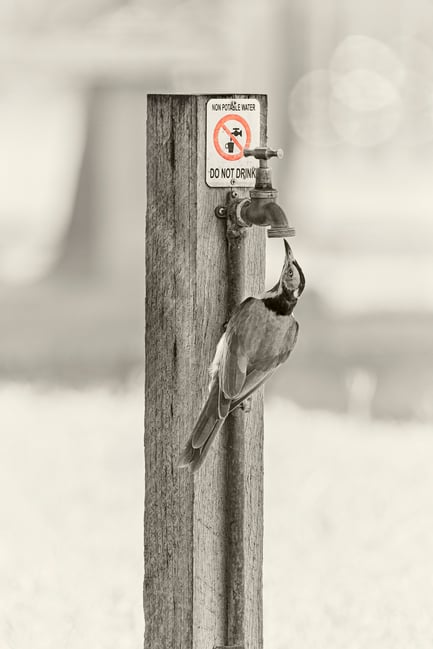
xmin=240 ymin=397 xmax=252 ymax=413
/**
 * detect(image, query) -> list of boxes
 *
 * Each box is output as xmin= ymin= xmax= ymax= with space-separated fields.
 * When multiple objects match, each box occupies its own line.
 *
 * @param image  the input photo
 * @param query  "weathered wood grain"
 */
xmin=145 ymin=94 xmax=266 ymax=649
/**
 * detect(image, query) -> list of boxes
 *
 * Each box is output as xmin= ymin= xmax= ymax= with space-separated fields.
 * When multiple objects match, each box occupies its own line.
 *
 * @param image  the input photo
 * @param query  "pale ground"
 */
xmin=1 ymin=383 xmax=433 ymax=648
xmin=0 ymin=381 xmax=144 ymax=649
xmin=264 ymin=399 xmax=433 ymax=649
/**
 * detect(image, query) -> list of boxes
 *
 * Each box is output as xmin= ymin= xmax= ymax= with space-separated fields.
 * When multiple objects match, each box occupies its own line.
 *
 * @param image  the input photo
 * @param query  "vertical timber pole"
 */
xmin=145 ymin=94 xmax=266 ymax=649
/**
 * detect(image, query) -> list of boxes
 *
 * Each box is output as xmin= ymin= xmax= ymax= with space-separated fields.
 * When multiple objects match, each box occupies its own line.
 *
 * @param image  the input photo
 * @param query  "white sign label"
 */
xmin=206 ymin=98 xmax=261 ymax=187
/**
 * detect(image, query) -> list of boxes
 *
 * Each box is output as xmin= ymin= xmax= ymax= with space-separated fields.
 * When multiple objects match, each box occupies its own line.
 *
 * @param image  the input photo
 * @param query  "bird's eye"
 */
xmin=288 ymin=268 xmax=293 ymax=277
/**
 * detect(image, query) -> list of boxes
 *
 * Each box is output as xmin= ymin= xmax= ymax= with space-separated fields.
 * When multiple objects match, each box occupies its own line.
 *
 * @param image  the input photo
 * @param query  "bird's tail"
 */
xmin=178 ymin=380 xmax=228 ymax=472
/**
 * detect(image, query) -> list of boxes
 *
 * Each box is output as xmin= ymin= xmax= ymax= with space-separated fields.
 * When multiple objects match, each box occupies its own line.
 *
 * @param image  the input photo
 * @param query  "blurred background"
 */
xmin=1 ymin=0 xmax=433 ymax=647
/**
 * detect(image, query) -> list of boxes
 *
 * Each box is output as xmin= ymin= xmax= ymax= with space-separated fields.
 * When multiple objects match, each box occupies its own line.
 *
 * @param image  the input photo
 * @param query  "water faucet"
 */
xmin=239 ymin=147 xmax=295 ymax=238
xmin=215 ymin=147 xmax=295 ymax=238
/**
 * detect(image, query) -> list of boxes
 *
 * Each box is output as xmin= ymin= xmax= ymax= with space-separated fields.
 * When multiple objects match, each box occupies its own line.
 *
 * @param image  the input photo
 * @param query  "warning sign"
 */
xmin=206 ymin=98 xmax=261 ymax=187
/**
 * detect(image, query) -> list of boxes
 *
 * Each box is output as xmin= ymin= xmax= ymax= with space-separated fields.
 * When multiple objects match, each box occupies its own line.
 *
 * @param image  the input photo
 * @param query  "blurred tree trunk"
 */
xmin=51 ymin=83 xmax=147 ymax=287
xmin=52 ymin=88 xmax=98 ymax=280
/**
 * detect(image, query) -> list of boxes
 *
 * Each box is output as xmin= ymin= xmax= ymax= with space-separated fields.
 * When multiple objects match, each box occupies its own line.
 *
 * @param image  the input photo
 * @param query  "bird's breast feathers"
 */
xmin=209 ymin=298 xmax=298 ymax=382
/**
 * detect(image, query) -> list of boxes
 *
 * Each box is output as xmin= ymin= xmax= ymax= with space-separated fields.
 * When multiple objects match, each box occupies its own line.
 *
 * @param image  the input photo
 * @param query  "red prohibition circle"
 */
xmin=213 ymin=114 xmax=251 ymax=161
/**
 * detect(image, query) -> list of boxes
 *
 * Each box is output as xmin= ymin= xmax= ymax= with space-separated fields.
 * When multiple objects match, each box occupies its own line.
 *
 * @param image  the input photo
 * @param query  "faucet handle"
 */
xmin=243 ymin=147 xmax=284 ymax=160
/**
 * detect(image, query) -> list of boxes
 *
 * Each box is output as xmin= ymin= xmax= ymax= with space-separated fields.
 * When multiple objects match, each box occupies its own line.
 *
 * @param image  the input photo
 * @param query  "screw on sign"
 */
xmin=213 ymin=114 xmax=251 ymax=161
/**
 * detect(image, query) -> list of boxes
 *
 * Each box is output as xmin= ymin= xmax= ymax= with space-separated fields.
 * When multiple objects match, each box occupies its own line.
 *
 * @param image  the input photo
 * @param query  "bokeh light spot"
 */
xmin=326 ymin=35 xmax=404 ymax=146
xmin=289 ymin=70 xmax=339 ymax=147
xmin=329 ymin=94 xmax=402 ymax=147
xmin=330 ymin=35 xmax=405 ymax=88
xmin=332 ymin=69 xmax=400 ymax=112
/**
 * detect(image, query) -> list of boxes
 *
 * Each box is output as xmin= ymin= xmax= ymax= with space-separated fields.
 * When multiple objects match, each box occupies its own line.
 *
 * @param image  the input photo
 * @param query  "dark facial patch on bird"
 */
xmin=263 ymin=292 xmax=296 ymax=316
xmin=293 ymin=260 xmax=306 ymax=295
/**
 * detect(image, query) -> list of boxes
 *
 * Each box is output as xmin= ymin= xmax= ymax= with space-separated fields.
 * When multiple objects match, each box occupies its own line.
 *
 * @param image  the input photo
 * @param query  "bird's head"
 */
xmin=280 ymin=239 xmax=305 ymax=300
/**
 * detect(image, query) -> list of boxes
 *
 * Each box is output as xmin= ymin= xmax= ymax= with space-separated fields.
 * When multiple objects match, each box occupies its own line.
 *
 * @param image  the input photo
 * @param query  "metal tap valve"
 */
xmin=243 ymin=147 xmax=283 ymax=191
xmin=243 ymin=147 xmax=283 ymax=161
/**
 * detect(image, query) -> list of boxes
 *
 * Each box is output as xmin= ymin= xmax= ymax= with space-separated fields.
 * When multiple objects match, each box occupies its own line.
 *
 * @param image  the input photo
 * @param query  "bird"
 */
xmin=178 ymin=239 xmax=305 ymax=472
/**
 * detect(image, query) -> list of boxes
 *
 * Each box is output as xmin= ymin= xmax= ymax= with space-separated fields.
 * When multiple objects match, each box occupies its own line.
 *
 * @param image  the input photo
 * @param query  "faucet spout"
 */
xmin=240 ymin=198 xmax=296 ymax=238
xmin=263 ymin=202 xmax=296 ymax=238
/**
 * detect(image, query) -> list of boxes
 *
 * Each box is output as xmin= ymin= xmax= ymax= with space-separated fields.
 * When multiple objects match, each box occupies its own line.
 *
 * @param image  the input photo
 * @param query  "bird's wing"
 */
xmin=221 ymin=300 xmax=299 ymax=402
xmin=219 ymin=298 xmax=260 ymax=399
xmin=191 ymin=375 xmax=230 ymax=448
xmin=230 ymin=319 xmax=299 ymax=410
xmin=229 ymin=367 xmax=276 ymax=411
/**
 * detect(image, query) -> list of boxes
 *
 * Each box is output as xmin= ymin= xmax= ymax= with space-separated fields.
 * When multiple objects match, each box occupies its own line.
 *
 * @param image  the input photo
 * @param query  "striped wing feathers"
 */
xmin=219 ymin=298 xmax=299 ymax=403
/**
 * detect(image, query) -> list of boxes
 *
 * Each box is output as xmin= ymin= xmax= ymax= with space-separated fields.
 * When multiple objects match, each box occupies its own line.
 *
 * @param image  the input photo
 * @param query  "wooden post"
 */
xmin=144 ymin=94 xmax=266 ymax=649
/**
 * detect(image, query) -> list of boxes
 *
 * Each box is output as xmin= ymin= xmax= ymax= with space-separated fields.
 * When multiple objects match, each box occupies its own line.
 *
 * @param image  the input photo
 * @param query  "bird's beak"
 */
xmin=283 ymin=238 xmax=293 ymax=259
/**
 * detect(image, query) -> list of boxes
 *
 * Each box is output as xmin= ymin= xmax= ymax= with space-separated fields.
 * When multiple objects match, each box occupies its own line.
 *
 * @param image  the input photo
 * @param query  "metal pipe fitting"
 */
xmin=215 ymin=147 xmax=296 ymax=237
xmin=239 ymin=198 xmax=296 ymax=238
xmin=241 ymin=146 xmax=295 ymax=238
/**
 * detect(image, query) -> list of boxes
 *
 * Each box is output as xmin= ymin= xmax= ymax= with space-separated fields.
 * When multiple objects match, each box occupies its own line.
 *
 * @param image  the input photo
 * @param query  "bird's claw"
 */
xmin=241 ymin=397 xmax=252 ymax=413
